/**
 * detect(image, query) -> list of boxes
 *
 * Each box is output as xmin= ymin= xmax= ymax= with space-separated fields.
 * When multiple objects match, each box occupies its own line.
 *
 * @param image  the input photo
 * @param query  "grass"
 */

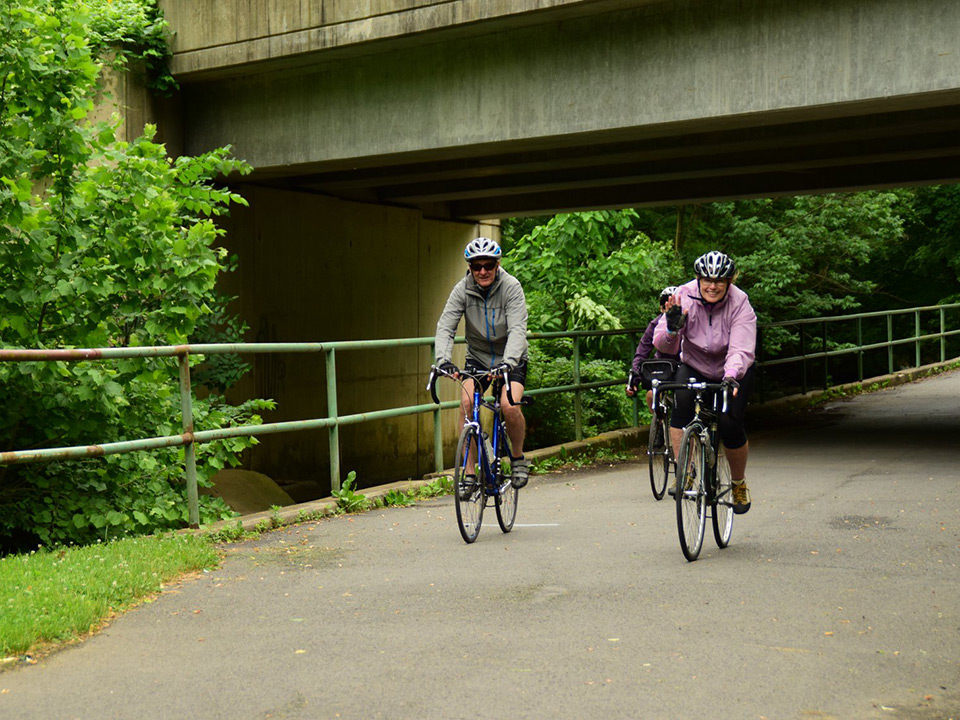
xmin=531 ymin=445 xmax=636 ymax=474
xmin=0 ymin=533 xmax=219 ymax=659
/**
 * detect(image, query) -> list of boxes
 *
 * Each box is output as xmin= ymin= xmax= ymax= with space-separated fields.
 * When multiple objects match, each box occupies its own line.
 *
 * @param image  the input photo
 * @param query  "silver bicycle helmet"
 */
xmin=693 ymin=251 xmax=736 ymax=279
xmin=464 ymin=237 xmax=502 ymax=261
xmin=659 ymin=286 xmax=679 ymax=305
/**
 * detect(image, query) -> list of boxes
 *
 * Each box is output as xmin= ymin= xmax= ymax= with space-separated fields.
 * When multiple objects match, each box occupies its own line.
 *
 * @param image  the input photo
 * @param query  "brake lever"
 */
xmin=427 ymin=366 xmax=440 ymax=405
xmin=503 ymin=367 xmax=517 ymax=406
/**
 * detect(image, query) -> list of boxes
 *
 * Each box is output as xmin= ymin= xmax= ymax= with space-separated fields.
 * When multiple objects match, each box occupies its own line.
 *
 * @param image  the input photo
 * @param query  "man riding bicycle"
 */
xmin=434 ymin=237 xmax=530 ymax=490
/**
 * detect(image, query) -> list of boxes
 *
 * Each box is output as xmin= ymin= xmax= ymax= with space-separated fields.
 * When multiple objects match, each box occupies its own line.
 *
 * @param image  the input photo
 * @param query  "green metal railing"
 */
xmin=0 ymin=331 xmax=636 ymax=526
xmin=0 ymin=303 xmax=956 ymax=527
xmin=757 ymin=302 xmax=960 ymax=397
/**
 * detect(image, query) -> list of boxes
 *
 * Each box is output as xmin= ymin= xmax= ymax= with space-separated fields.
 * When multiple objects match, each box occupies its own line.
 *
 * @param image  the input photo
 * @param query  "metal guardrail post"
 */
xmin=431 ymin=342 xmax=443 ymax=473
xmin=178 ymin=352 xmax=200 ymax=528
xmin=857 ymin=317 xmax=863 ymax=381
xmin=941 ymin=307 xmax=947 ymax=362
xmin=326 ymin=348 xmax=341 ymax=493
xmin=887 ymin=315 xmax=894 ymax=374
xmin=915 ymin=310 xmax=921 ymax=367
xmin=756 ymin=325 xmax=764 ymax=404
xmin=573 ymin=336 xmax=583 ymax=441
xmin=822 ymin=320 xmax=828 ymax=390
xmin=800 ymin=329 xmax=807 ymax=394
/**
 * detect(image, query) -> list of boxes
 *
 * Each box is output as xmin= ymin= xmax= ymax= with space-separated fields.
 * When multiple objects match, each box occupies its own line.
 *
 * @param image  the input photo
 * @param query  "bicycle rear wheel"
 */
xmin=454 ymin=426 xmax=484 ymax=543
xmin=648 ymin=410 xmax=670 ymax=500
xmin=711 ymin=446 xmax=734 ymax=548
xmin=495 ymin=429 xmax=518 ymax=533
xmin=676 ymin=424 xmax=707 ymax=561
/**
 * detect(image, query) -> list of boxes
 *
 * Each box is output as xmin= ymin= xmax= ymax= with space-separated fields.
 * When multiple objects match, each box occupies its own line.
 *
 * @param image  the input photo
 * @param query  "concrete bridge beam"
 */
xmin=162 ymin=0 xmax=960 ymax=218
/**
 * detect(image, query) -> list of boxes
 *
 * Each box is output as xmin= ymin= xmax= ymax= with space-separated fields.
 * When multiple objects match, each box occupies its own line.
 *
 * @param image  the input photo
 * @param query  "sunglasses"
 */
xmin=469 ymin=261 xmax=498 ymax=272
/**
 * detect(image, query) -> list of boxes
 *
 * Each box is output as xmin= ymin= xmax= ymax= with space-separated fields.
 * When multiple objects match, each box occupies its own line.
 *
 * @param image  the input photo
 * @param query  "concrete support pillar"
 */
xmin=217 ymin=186 xmax=490 ymax=496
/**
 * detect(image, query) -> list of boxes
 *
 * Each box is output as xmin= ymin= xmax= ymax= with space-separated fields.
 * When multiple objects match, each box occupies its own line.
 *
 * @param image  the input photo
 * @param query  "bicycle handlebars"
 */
xmin=427 ymin=365 xmax=527 ymax=407
xmin=651 ymin=377 xmax=731 ymax=414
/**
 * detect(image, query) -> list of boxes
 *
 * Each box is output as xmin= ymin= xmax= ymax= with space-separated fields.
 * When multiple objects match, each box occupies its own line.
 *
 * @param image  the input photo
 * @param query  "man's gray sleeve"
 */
xmin=434 ymin=282 xmax=465 ymax=365
xmin=502 ymin=279 xmax=528 ymax=368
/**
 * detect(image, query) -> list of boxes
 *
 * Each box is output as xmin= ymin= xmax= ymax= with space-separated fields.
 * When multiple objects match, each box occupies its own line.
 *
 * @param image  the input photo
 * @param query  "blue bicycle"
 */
xmin=428 ymin=365 xmax=531 ymax=543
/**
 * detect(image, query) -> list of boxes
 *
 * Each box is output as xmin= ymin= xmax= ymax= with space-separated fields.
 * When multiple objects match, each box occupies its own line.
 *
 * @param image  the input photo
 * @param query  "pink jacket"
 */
xmin=653 ymin=279 xmax=757 ymax=380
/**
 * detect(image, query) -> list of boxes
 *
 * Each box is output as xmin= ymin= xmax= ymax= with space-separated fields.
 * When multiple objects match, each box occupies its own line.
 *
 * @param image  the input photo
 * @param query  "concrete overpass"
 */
xmin=160 ymin=0 xmax=960 ymax=219
xmin=134 ymin=0 xmax=960 ymax=496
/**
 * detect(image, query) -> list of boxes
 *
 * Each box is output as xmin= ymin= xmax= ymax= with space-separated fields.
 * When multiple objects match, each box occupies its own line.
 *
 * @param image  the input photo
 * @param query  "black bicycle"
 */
xmin=428 ymin=365 xmax=532 ymax=544
xmin=651 ymin=377 xmax=734 ymax=561
xmin=631 ymin=359 xmax=678 ymax=501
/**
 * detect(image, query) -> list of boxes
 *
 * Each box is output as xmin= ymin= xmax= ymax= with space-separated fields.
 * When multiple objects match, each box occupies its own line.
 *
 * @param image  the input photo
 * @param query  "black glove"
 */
xmin=722 ymin=376 xmax=740 ymax=394
xmin=438 ymin=362 xmax=459 ymax=375
xmin=665 ymin=304 xmax=687 ymax=333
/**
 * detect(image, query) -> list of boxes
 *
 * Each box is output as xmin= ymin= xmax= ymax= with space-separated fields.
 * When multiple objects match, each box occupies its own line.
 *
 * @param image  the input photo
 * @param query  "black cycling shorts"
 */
xmin=464 ymin=358 xmax=528 ymax=393
xmin=669 ymin=363 xmax=755 ymax=450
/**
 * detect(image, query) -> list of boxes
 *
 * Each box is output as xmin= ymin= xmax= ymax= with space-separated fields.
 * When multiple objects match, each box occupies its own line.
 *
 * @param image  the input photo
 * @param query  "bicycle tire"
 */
xmin=495 ymin=427 xmax=518 ymax=533
xmin=454 ymin=426 xmax=484 ymax=544
xmin=676 ymin=424 xmax=707 ymax=561
xmin=648 ymin=410 xmax=670 ymax=500
xmin=711 ymin=446 xmax=734 ymax=548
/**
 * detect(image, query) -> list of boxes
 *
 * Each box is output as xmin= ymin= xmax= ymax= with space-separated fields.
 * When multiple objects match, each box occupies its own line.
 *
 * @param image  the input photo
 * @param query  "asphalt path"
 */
xmin=2 ymin=370 xmax=959 ymax=720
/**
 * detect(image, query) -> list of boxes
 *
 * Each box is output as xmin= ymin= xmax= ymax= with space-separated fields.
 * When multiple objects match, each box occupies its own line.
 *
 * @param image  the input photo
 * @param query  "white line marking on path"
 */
xmin=511 ymin=523 xmax=561 ymax=527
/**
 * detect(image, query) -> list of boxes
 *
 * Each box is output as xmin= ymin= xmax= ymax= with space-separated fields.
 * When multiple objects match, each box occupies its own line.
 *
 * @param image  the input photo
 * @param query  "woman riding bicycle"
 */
xmin=626 ymin=285 xmax=682 ymax=411
xmin=653 ymin=251 xmax=757 ymax=514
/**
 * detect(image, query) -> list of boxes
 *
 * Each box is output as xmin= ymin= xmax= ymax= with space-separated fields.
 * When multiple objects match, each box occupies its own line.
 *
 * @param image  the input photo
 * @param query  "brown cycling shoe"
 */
xmin=732 ymin=479 xmax=751 ymax=514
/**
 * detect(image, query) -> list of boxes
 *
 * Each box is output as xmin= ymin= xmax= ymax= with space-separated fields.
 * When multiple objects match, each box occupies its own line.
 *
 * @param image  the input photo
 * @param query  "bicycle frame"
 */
xmin=654 ymin=390 xmax=675 ymax=448
xmin=428 ymin=366 xmax=517 ymax=494
xmin=428 ymin=365 xmax=526 ymax=543
xmin=656 ymin=379 xmax=727 ymax=491
xmin=463 ymin=374 xmax=509 ymax=495
xmin=635 ymin=370 xmax=676 ymax=501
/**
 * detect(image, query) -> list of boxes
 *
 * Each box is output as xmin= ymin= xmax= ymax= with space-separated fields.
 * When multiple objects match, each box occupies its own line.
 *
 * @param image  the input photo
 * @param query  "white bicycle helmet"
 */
xmin=659 ymin=286 xmax=679 ymax=305
xmin=693 ymin=251 xmax=736 ymax=279
xmin=464 ymin=237 xmax=502 ymax=261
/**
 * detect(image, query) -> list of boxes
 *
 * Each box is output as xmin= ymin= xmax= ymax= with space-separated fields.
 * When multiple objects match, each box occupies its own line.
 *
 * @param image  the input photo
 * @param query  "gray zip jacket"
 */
xmin=435 ymin=267 xmax=529 ymax=369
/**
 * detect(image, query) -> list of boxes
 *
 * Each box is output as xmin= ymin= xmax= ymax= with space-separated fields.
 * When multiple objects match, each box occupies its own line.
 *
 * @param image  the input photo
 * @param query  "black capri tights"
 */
xmin=669 ymin=363 xmax=756 ymax=450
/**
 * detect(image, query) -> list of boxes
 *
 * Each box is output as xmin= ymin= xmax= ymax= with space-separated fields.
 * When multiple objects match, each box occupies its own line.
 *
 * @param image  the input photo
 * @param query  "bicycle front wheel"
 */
xmin=676 ymin=424 xmax=707 ymax=561
xmin=711 ymin=446 xmax=734 ymax=548
xmin=454 ymin=426 xmax=484 ymax=544
xmin=648 ymin=411 xmax=670 ymax=500
xmin=495 ymin=429 xmax=518 ymax=533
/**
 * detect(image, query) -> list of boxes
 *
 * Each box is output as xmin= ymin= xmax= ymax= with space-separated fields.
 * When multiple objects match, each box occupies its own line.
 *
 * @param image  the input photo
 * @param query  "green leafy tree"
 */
xmin=505 ymin=210 xmax=683 ymax=332
xmin=872 ymin=185 xmax=960 ymax=307
xmin=0 ymin=0 xmax=269 ymax=549
xmin=684 ymin=193 xmax=903 ymax=322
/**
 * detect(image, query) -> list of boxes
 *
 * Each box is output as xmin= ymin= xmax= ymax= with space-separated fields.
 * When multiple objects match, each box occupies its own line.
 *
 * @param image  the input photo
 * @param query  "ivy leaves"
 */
xmin=0 ymin=1 xmax=265 ymax=549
